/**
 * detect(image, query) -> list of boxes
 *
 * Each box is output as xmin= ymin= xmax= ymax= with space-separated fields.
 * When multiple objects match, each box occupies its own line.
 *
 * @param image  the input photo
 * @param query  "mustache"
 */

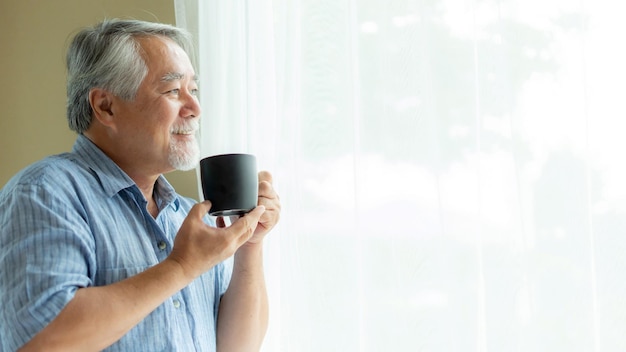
xmin=170 ymin=120 xmax=199 ymax=134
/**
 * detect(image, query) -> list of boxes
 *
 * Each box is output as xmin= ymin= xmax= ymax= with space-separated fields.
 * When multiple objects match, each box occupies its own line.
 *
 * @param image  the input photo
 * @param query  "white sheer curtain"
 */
xmin=176 ymin=0 xmax=626 ymax=350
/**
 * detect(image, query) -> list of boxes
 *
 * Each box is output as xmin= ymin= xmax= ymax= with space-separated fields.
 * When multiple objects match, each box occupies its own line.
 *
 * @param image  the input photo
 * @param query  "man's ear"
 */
xmin=89 ymin=87 xmax=116 ymax=128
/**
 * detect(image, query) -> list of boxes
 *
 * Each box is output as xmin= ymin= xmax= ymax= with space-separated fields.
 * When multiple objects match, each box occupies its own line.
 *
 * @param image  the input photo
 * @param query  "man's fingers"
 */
xmin=258 ymin=180 xmax=278 ymax=199
xmin=258 ymin=170 xmax=273 ymax=185
xmin=255 ymin=171 xmax=281 ymax=237
xmin=229 ymin=205 xmax=266 ymax=241
xmin=257 ymin=181 xmax=281 ymax=217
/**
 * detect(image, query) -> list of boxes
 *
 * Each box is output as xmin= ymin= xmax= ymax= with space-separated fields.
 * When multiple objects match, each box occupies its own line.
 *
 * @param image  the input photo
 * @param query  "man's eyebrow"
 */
xmin=160 ymin=72 xmax=199 ymax=82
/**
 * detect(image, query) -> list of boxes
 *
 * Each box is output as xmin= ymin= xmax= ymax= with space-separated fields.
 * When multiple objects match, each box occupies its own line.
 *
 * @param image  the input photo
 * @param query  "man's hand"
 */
xmin=167 ymin=201 xmax=266 ymax=280
xmin=249 ymin=171 xmax=281 ymax=243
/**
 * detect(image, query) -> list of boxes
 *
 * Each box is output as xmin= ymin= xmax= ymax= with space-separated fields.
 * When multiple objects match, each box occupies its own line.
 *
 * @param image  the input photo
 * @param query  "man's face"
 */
xmin=111 ymin=36 xmax=201 ymax=174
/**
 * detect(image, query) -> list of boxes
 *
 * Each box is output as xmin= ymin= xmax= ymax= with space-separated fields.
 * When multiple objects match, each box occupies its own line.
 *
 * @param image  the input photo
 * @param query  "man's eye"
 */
xmin=191 ymin=88 xmax=199 ymax=96
xmin=168 ymin=89 xmax=180 ymax=95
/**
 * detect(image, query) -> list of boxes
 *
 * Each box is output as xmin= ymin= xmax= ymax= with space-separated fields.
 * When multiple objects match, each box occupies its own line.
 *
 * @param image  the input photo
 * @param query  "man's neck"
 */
xmin=136 ymin=178 xmax=160 ymax=218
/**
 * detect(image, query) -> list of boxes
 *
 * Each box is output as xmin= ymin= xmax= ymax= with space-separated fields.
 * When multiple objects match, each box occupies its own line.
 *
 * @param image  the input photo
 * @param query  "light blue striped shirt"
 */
xmin=0 ymin=135 xmax=231 ymax=351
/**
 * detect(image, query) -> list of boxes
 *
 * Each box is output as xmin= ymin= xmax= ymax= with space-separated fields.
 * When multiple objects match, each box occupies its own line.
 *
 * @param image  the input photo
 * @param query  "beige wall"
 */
xmin=0 ymin=0 xmax=199 ymax=200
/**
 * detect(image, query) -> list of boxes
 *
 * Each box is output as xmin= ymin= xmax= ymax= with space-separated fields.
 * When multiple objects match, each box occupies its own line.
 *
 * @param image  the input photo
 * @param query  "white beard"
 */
xmin=168 ymin=119 xmax=200 ymax=171
xmin=168 ymin=133 xmax=200 ymax=171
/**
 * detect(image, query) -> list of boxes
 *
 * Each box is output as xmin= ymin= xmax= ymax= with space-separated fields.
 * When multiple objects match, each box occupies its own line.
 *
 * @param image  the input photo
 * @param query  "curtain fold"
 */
xmin=176 ymin=0 xmax=626 ymax=350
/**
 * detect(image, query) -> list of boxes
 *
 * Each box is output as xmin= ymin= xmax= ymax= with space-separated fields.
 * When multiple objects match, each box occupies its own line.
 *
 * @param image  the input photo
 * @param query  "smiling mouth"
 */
xmin=171 ymin=120 xmax=199 ymax=136
xmin=171 ymin=127 xmax=198 ymax=136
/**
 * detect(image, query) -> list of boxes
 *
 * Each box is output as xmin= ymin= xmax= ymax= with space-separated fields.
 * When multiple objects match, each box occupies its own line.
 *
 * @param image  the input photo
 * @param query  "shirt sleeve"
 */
xmin=0 ymin=180 xmax=94 ymax=351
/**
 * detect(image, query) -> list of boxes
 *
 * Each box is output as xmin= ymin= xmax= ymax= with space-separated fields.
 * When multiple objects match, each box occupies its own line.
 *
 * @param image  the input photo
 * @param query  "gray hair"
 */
xmin=66 ymin=19 xmax=195 ymax=134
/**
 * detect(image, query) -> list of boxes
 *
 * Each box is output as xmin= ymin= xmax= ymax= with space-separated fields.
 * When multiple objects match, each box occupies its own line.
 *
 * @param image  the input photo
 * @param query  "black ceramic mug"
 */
xmin=199 ymin=153 xmax=258 ymax=217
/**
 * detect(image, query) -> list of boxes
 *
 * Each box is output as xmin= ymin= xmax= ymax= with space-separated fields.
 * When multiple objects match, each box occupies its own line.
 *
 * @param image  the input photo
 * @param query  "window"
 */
xmin=176 ymin=0 xmax=626 ymax=350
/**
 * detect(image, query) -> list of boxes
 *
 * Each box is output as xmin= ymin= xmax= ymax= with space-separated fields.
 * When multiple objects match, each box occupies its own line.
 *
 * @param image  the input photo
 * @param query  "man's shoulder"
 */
xmin=1 ymin=153 xmax=89 ymax=195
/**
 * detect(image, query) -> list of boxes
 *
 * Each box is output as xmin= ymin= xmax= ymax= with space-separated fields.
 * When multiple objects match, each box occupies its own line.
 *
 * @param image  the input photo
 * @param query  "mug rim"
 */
xmin=200 ymin=153 xmax=256 ymax=161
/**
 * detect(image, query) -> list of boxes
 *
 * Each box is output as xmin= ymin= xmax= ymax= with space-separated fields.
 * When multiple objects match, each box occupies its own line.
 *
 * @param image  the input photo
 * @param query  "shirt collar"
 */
xmin=72 ymin=135 xmax=181 ymax=211
xmin=155 ymin=174 xmax=181 ymax=212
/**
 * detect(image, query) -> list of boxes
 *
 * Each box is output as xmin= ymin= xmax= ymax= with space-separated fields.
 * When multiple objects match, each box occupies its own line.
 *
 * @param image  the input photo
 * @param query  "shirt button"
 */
xmin=158 ymin=241 xmax=167 ymax=250
xmin=173 ymin=299 xmax=181 ymax=309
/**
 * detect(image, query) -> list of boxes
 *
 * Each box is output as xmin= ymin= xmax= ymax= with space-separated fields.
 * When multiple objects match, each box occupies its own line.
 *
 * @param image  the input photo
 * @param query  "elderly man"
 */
xmin=0 ymin=19 xmax=280 ymax=351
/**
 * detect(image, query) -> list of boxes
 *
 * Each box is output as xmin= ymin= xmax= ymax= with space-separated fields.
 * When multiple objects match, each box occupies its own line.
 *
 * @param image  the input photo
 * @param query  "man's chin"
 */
xmin=175 ymin=161 xmax=199 ymax=171
xmin=169 ymin=141 xmax=200 ymax=171
xmin=169 ymin=155 xmax=199 ymax=171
